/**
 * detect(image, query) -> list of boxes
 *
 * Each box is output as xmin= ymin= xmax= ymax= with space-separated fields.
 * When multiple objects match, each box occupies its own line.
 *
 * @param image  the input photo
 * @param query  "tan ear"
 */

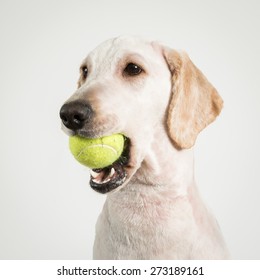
xmin=164 ymin=48 xmax=223 ymax=149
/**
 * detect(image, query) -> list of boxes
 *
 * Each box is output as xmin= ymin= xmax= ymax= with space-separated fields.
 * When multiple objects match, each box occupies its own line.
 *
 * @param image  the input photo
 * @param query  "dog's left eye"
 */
xmin=81 ymin=66 xmax=88 ymax=79
xmin=124 ymin=63 xmax=143 ymax=76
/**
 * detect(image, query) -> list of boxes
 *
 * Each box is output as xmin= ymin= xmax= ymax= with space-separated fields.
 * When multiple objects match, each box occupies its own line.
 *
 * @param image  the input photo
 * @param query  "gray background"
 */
xmin=0 ymin=0 xmax=259 ymax=259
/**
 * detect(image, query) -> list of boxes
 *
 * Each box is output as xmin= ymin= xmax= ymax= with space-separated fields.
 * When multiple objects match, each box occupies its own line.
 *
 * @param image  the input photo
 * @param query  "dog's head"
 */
xmin=60 ymin=36 xmax=223 ymax=193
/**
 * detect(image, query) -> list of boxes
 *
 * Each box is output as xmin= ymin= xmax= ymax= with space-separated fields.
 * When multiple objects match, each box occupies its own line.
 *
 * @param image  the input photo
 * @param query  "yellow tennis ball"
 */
xmin=69 ymin=134 xmax=125 ymax=169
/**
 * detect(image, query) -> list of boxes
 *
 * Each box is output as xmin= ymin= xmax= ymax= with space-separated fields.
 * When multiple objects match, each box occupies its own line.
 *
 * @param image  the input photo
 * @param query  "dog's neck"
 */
xmin=128 ymin=126 xmax=195 ymax=197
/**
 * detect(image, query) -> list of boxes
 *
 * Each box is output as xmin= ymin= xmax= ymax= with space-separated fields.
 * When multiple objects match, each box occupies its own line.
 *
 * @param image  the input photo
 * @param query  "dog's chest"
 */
xmin=93 ymin=188 xmax=197 ymax=259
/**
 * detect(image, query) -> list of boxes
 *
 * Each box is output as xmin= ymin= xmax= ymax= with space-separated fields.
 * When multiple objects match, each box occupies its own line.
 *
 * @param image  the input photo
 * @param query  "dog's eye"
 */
xmin=124 ymin=63 xmax=143 ymax=76
xmin=81 ymin=66 xmax=88 ymax=79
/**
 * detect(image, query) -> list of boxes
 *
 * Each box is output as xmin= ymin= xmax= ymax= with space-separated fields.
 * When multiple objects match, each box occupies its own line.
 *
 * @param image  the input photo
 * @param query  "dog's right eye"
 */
xmin=81 ymin=66 xmax=88 ymax=79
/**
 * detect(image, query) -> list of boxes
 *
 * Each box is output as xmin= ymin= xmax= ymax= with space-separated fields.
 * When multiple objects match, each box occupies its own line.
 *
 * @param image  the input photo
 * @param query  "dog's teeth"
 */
xmin=91 ymin=168 xmax=116 ymax=185
xmin=92 ymin=177 xmax=110 ymax=184
xmin=101 ymin=168 xmax=115 ymax=183
xmin=103 ymin=178 xmax=111 ymax=184
xmin=90 ymin=170 xmax=100 ymax=179
xmin=92 ymin=178 xmax=102 ymax=184
xmin=110 ymin=168 xmax=115 ymax=177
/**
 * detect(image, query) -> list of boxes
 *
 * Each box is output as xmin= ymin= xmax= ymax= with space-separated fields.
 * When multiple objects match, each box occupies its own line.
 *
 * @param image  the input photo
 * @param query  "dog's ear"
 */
xmin=163 ymin=48 xmax=223 ymax=149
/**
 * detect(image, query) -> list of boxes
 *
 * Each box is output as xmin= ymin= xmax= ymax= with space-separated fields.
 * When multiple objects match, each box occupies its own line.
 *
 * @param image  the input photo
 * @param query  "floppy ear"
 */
xmin=163 ymin=48 xmax=223 ymax=149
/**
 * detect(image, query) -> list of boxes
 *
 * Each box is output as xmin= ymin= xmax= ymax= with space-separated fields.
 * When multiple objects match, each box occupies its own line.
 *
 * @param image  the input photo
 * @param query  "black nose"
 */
xmin=59 ymin=101 xmax=93 ymax=131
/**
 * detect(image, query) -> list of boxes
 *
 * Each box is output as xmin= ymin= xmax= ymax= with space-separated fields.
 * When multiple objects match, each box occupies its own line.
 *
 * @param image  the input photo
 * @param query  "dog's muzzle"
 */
xmin=60 ymin=101 xmax=133 ymax=194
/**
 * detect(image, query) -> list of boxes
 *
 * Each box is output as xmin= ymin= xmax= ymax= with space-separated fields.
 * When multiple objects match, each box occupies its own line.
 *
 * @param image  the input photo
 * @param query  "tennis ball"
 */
xmin=69 ymin=134 xmax=125 ymax=169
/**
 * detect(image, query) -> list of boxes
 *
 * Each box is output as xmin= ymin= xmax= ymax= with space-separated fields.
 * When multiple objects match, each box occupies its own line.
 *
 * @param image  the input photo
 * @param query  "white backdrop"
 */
xmin=0 ymin=0 xmax=259 ymax=259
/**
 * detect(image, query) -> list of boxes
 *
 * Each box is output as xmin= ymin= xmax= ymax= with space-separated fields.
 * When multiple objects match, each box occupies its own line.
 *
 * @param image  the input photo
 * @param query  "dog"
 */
xmin=60 ymin=36 xmax=229 ymax=259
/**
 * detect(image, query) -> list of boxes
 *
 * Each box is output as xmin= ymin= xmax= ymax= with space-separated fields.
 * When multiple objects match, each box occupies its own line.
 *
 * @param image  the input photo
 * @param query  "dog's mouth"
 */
xmin=89 ymin=137 xmax=131 ymax=194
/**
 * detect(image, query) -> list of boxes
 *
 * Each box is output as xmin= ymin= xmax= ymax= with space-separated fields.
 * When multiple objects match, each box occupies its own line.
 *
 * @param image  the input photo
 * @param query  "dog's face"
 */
xmin=60 ymin=36 xmax=223 ymax=193
xmin=60 ymin=36 xmax=172 ymax=193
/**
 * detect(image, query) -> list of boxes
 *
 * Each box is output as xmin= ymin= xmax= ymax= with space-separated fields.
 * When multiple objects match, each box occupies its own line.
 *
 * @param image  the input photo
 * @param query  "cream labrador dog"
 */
xmin=60 ymin=36 xmax=229 ymax=259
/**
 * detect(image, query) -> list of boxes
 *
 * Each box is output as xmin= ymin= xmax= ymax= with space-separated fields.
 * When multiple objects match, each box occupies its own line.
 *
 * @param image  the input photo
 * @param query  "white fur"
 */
xmin=65 ymin=36 xmax=229 ymax=259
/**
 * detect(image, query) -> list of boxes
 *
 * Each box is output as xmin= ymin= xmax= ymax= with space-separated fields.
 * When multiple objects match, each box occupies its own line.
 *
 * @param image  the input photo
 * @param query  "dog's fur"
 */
xmin=61 ymin=36 xmax=229 ymax=259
